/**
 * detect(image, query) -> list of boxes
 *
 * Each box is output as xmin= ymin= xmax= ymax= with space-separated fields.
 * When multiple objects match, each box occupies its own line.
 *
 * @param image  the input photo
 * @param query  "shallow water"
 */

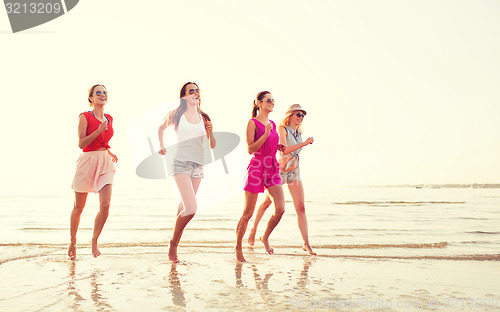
xmin=1 ymin=186 xmax=499 ymax=262
xmin=1 ymin=186 xmax=499 ymax=311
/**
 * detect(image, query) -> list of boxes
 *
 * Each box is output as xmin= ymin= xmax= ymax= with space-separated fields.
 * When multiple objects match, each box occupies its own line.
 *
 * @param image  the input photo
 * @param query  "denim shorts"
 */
xmin=280 ymin=167 xmax=300 ymax=184
xmin=173 ymin=160 xmax=204 ymax=178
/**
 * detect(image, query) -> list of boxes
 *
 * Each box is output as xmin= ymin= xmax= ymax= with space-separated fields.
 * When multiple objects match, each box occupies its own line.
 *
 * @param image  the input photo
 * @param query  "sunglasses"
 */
xmin=295 ymin=112 xmax=305 ymax=118
xmin=188 ymin=88 xmax=200 ymax=95
xmin=95 ymin=91 xmax=107 ymax=96
xmin=261 ymin=99 xmax=275 ymax=104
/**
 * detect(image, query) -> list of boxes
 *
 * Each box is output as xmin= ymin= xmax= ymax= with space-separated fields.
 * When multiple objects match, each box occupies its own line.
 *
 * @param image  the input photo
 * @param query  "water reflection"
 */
xmin=297 ymin=258 xmax=315 ymax=288
xmin=90 ymin=269 xmax=113 ymax=311
xmin=168 ymin=263 xmax=186 ymax=307
xmin=235 ymin=262 xmax=244 ymax=288
xmin=234 ymin=262 xmax=276 ymax=302
xmin=67 ymin=261 xmax=83 ymax=311
xmin=67 ymin=261 xmax=113 ymax=311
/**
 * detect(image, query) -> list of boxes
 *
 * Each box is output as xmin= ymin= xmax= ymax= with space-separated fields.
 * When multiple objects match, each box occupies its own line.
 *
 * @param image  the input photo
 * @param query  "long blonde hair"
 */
xmin=280 ymin=112 xmax=304 ymax=133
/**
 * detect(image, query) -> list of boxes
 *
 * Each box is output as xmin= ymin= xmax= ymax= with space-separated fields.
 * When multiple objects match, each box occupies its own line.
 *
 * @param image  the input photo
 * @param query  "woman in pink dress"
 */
xmin=235 ymin=91 xmax=286 ymax=262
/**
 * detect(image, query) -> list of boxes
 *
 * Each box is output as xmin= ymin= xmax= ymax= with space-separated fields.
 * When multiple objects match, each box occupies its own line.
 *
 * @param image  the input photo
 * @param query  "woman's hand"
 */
xmin=264 ymin=123 xmax=272 ymax=136
xmin=305 ymin=137 xmax=314 ymax=145
xmin=97 ymin=120 xmax=108 ymax=134
xmin=278 ymin=144 xmax=286 ymax=153
xmin=108 ymin=150 xmax=118 ymax=163
xmin=205 ymin=121 xmax=213 ymax=133
xmin=159 ymin=147 xmax=167 ymax=155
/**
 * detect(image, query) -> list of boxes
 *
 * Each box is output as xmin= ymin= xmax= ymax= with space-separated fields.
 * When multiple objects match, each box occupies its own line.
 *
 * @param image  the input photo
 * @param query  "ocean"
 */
xmin=1 ymin=185 xmax=499 ymax=262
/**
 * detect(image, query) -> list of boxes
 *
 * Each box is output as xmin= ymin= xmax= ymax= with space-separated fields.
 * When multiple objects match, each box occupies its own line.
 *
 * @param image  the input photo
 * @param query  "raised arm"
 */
xmin=77 ymin=114 xmax=107 ymax=149
xmin=279 ymin=126 xmax=314 ymax=155
xmin=246 ymin=120 xmax=271 ymax=155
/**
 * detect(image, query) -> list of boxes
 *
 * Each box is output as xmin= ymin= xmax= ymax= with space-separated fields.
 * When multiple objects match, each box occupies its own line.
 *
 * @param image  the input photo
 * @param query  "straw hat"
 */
xmin=285 ymin=104 xmax=307 ymax=116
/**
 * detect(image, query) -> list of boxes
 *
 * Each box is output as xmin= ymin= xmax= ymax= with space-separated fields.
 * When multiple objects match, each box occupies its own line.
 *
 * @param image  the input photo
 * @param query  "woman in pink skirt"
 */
xmin=69 ymin=84 xmax=118 ymax=260
xmin=235 ymin=91 xmax=286 ymax=262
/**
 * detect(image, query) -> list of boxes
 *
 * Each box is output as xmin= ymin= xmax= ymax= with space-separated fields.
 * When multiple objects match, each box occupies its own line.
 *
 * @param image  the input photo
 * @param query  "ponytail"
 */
xmin=252 ymin=91 xmax=270 ymax=118
xmin=252 ymin=100 xmax=260 ymax=118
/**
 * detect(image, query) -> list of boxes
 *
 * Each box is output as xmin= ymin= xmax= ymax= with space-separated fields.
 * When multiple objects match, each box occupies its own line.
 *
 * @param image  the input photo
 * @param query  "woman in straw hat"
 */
xmin=248 ymin=104 xmax=316 ymax=255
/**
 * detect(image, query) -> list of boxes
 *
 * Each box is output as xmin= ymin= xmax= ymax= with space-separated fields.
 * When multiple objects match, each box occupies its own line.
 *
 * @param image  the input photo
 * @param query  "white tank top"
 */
xmin=175 ymin=113 xmax=206 ymax=164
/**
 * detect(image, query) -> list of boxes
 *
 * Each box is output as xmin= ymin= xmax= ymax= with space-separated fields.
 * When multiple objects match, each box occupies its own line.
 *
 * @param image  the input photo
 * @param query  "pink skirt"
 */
xmin=71 ymin=150 xmax=116 ymax=193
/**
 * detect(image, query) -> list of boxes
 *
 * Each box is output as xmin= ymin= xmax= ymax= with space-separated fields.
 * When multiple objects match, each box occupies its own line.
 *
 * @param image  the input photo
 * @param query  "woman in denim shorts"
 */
xmin=248 ymin=104 xmax=316 ymax=255
xmin=158 ymin=82 xmax=216 ymax=262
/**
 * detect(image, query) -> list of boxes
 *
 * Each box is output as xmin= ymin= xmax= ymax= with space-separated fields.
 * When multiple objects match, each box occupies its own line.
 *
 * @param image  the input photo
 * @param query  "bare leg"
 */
xmin=68 ymin=192 xmax=88 ymax=260
xmin=92 ymin=184 xmax=112 ymax=258
xmin=169 ymin=175 xmax=201 ymax=262
xmin=260 ymin=185 xmax=285 ymax=255
xmin=288 ymin=180 xmax=316 ymax=255
xmin=248 ymin=193 xmax=272 ymax=246
xmin=235 ymin=191 xmax=258 ymax=262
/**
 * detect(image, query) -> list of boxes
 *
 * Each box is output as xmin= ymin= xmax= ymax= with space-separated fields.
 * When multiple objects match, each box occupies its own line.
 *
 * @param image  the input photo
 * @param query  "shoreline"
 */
xmin=1 ymin=246 xmax=499 ymax=311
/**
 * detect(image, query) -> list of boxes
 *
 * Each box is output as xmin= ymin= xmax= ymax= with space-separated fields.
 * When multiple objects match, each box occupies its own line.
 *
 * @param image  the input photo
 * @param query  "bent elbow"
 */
xmin=78 ymin=140 xmax=87 ymax=150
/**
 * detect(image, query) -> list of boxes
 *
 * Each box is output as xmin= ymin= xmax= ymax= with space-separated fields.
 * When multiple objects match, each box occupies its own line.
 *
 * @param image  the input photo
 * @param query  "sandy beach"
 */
xmin=1 ymin=242 xmax=499 ymax=312
xmin=1 ymin=187 xmax=500 ymax=311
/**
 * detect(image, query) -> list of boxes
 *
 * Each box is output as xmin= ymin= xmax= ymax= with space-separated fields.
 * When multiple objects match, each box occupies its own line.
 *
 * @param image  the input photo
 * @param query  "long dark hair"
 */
xmin=167 ymin=82 xmax=211 ymax=130
xmin=252 ymin=91 xmax=270 ymax=118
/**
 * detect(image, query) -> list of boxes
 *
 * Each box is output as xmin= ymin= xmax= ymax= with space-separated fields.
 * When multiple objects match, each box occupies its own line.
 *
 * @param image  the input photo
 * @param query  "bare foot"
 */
xmin=247 ymin=228 xmax=257 ymax=246
xmin=303 ymin=243 xmax=317 ymax=255
xmin=91 ymin=241 xmax=101 ymax=258
xmin=68 ymin=242 xmax=76 ymax=260
xmin=169 ymin=241 xmax=179 ymax=263
xmin=235 ymin=246 xmax=246 ymax=262
xmin=259 ymin=236 xmax=274 ymax=255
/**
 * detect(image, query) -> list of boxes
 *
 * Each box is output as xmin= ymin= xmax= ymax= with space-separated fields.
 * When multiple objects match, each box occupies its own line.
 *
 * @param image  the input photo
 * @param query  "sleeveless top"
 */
xmin=81 ymin=111 xmax=113 ymax=152
xmin=252 ymin=119 xmax=279 ymax=158
xmin=175 ymin=113 xmax=206 ymax=164
xmin=284 ymin=126 xmax=303 ymax=156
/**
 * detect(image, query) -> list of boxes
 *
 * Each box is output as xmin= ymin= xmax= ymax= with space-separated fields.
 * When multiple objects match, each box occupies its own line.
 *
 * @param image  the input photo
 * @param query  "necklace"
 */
xmin=92 ymin=111 xmax=109 ymax=123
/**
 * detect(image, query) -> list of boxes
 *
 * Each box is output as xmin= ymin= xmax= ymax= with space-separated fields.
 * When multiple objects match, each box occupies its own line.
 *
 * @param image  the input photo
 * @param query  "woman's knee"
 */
xmin=180 ymin=201 xmax=197 ymax=216
xmin=275 ymin=210 xmax=285 ymax=218
xmin=295 ymin=204 xmax=306 ymax=214
xmin=274 ymin=205 xmax=285 ymax=217
xmin=73 ymin=203 xmax=85 ymax=215
xmin=180 ymin=210 xmax=196 ymax=218
xmin=241 ymin=207 xmax=255 ymax=221
xmin=100 ymin=201 xmax=111 ymax=213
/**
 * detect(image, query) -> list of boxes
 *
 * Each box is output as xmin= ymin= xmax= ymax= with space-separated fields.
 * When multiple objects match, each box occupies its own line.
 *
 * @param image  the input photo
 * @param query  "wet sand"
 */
xmin=1 ymin=244 xmax=499 ymax=311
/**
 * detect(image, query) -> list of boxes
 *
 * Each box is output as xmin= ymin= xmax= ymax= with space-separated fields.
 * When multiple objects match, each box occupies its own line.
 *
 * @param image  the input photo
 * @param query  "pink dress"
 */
xmin=243 ymin=119 xmax=282 ymax=193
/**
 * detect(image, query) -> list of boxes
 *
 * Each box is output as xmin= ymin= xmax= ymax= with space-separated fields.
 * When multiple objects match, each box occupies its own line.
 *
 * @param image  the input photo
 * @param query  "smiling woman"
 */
xmin=158 ymin=82 xmax=216 ymax=263
xmin=68 ymin=84 xmax=118 ymax=260
xmin=235 ymin=91 xmax=287 ymax=262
